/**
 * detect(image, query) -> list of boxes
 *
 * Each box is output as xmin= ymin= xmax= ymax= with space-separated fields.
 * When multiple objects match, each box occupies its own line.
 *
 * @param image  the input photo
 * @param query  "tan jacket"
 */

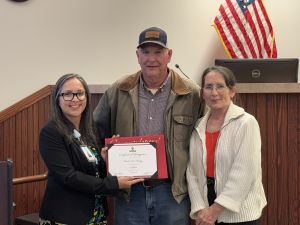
xmin=93 ymin=69 xmax=204 ymax=202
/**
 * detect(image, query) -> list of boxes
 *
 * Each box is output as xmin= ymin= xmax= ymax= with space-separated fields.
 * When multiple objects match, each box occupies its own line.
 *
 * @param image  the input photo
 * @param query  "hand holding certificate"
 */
xmin=105 ymin=135 xmax=168 ymax=179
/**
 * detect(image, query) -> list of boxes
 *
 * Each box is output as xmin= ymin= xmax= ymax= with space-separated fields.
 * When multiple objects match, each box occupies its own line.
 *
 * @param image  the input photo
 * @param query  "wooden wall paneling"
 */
xmin=238 ymin=93 xmax=246 ymax=108
xmin=26 ymin=106 xmax=35 ymax=214
xmin=0 ymin=86 xmax=53 ymax=223
xmin=3 ymin=120 xmax=10 ymax=162
xmin=42 ymin=96 xmax=51 ymax=166
xmin=9 ymin=118 xmax=16 ymax=165
xmin=298 ymin=95 xmax=300 ymax=225
xmin=43 ymin=96 xmax=51 ymax=167
xmin=276 ymin=94 xmax=289 ymax=225
xmin=266 ymin=94 xmax=278 ymax=225
xmin=14 ymin=112 xmax=23 ymax=217
xmin=255 ymin=94 xmax=268 ymax=183
xmin=32 ymin=102 xmax=41 ymax=211
xmin=44 ymin=95 xmax=51 ymax=123
xmin=43 ymin=95 xmax=51 ymax=193
xmin=38 ymin=101 xmax=45 ymax=210
xmin=20 ymin=110 xmax=29 ymax=216
xmin=244 ymin=93 xmax=257 ymax=115
xmin=0 ymin=123 xmax=3 ymax=160
xmin=255 ymin=93 xmax=268 ymax=225
xmin=287 ymin=94 xmax=299 ymax=225
xmin=91 ymin=93 xmax=102 ymax=111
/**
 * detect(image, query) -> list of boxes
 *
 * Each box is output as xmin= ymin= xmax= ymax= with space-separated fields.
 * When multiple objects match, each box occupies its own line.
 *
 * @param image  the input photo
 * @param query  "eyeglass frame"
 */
xmin=59 ymin=91 xmax=86 ymax=101
xmin=203 ymin=83 xmax=228 ymax=92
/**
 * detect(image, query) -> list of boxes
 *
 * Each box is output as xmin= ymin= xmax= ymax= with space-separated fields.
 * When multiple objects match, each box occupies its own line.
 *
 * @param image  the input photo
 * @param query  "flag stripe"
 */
xmin=214 ymin=17 xmax=237 ymax=58
xmin=252 ymin=3 xmax=272 ymax=57
xmin=243 ymin=6 xmax=264 ymax=57
xmin=220 ymin=5 xmax=248 ymax=58
xmin=226 ymin=0 xmax=257 ymax=58
xmin=215 ymin=7 xmax=242 ymax=58
xmin=258 ymin=0 xmax=277 ymax=58
xmin=214 ymin=0 xmax=277 ymax=58
xmin=257 ymin=0 xmax=273 ymax=35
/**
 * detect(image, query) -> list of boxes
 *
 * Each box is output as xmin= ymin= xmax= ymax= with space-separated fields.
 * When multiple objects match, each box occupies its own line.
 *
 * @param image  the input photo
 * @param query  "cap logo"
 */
xmin=137 ymin=27 xmax=167 ymax=48
xmin=145 ymin=31 xmax=160 ymax=39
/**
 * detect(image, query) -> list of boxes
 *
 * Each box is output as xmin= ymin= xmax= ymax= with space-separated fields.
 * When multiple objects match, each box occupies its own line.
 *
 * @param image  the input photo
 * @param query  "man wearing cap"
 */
xmin=93 ymin=27 xmax=204 ymax=225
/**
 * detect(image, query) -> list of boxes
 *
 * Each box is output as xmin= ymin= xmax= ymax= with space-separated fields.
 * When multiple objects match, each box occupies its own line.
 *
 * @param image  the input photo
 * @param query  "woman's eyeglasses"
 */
xmin=60 ymin=91 xmax=86 ymax=101
xmin=203 ymin=84 xmax=227 ymax=92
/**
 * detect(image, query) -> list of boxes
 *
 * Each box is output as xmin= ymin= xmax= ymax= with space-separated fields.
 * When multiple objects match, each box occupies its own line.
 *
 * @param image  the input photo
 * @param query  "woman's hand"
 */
xmin=195 ymin=208 xmax=215 ymax=225
xmin=117 ymin=176 xmax=144 ymax=189
xmin=101 ymin=134 xmax=120 ymax=159
xmin=100 ymin=146 xmax=108 ymax=160
xmin=195 ymin=203 xmax=224 ymax=225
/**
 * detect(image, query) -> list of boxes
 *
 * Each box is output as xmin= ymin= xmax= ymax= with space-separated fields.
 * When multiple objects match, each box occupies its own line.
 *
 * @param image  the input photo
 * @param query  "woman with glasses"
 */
xmin=39 ymin=74 xmax=143 ymax=225
xmin=187 ymin=66 xmax=266 ymax=225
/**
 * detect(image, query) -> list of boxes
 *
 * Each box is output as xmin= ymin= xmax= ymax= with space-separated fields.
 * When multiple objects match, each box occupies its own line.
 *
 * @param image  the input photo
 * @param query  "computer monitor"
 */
xmin=215 ymin=58 xmax=299 ymax=83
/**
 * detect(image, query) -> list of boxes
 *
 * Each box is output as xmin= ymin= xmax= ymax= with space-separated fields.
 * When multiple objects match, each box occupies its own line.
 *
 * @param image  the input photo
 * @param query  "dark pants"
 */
xmin=207 ymin=177 xmax=260 ymax=225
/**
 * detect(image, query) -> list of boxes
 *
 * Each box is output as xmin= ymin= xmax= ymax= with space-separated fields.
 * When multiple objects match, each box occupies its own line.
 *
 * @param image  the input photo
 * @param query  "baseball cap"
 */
xmin=137 ymin=27 xmax=167 ymax=48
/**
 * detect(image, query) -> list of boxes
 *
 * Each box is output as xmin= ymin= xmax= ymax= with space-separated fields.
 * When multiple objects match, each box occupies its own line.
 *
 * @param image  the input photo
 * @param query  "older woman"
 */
xmin=39 ymin=74 xmax=143 ymax=225
xmin=187 ymin=66 xmax=266 ymax=225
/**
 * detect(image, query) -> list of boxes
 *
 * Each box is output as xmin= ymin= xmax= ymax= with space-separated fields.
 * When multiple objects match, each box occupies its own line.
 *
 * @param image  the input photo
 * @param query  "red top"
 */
xmin=205 ymin=130 xmax=220 ymax=178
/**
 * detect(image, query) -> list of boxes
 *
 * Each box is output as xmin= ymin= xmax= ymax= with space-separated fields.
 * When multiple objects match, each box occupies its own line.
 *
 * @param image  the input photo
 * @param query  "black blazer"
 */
xmin=39 ymin=121 xmax=119 ymax=225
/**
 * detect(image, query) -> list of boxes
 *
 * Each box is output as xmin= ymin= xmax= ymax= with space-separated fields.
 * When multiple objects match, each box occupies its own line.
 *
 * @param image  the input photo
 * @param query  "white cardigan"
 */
xmin=187 ymin=102 xmax=267 ymax=223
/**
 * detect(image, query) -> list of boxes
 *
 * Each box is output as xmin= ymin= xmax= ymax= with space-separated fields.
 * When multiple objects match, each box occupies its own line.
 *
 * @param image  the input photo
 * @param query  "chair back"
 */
xmin=0 ymin=160 xmax=13 ymax=225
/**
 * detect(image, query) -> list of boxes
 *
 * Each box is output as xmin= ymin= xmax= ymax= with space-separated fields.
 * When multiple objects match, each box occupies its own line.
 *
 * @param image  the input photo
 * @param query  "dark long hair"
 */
xmin=51 ymin=73 xmax=97 ymax=147
xmin=200 ymin=65 xmax=241 ymax=105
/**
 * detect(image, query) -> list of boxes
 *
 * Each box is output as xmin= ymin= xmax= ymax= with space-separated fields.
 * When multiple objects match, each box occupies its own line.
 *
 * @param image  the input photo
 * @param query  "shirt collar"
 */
xmin=140 ymin=71 xmax=171 ymax=93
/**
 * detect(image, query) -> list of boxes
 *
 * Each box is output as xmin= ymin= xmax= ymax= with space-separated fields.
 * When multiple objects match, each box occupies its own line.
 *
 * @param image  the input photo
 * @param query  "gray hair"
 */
xmin=200 ymin=65 xmax=240 ymax=104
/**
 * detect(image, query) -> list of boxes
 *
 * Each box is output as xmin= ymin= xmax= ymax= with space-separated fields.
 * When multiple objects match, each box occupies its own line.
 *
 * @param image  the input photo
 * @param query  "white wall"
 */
xmin=0 ymin=0 xmax=299 ymax=111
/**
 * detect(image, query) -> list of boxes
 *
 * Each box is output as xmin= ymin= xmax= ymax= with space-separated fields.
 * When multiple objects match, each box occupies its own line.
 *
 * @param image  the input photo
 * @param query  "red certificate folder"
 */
xmin=105 ymin=135 xmax=168 ymax=179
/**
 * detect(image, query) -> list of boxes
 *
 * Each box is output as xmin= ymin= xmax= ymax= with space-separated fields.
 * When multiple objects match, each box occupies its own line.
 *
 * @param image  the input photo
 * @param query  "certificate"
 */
xmin=105 ymin=135 xmax=168 ymax=179
xmin=107 ymin=143 xmax=157 ymax=177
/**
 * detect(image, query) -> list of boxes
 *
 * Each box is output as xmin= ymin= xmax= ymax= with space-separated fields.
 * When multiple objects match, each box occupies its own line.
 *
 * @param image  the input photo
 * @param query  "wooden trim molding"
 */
xmin=13 ymin=172 xmax=48 ymax=185
xmin=237 ymin=83 xmax=300 ymax=93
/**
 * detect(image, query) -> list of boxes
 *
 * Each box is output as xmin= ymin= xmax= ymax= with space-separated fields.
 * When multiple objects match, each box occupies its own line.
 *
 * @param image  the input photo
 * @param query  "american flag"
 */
xmin=214 ymin=0 xmax=277 ymax=58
